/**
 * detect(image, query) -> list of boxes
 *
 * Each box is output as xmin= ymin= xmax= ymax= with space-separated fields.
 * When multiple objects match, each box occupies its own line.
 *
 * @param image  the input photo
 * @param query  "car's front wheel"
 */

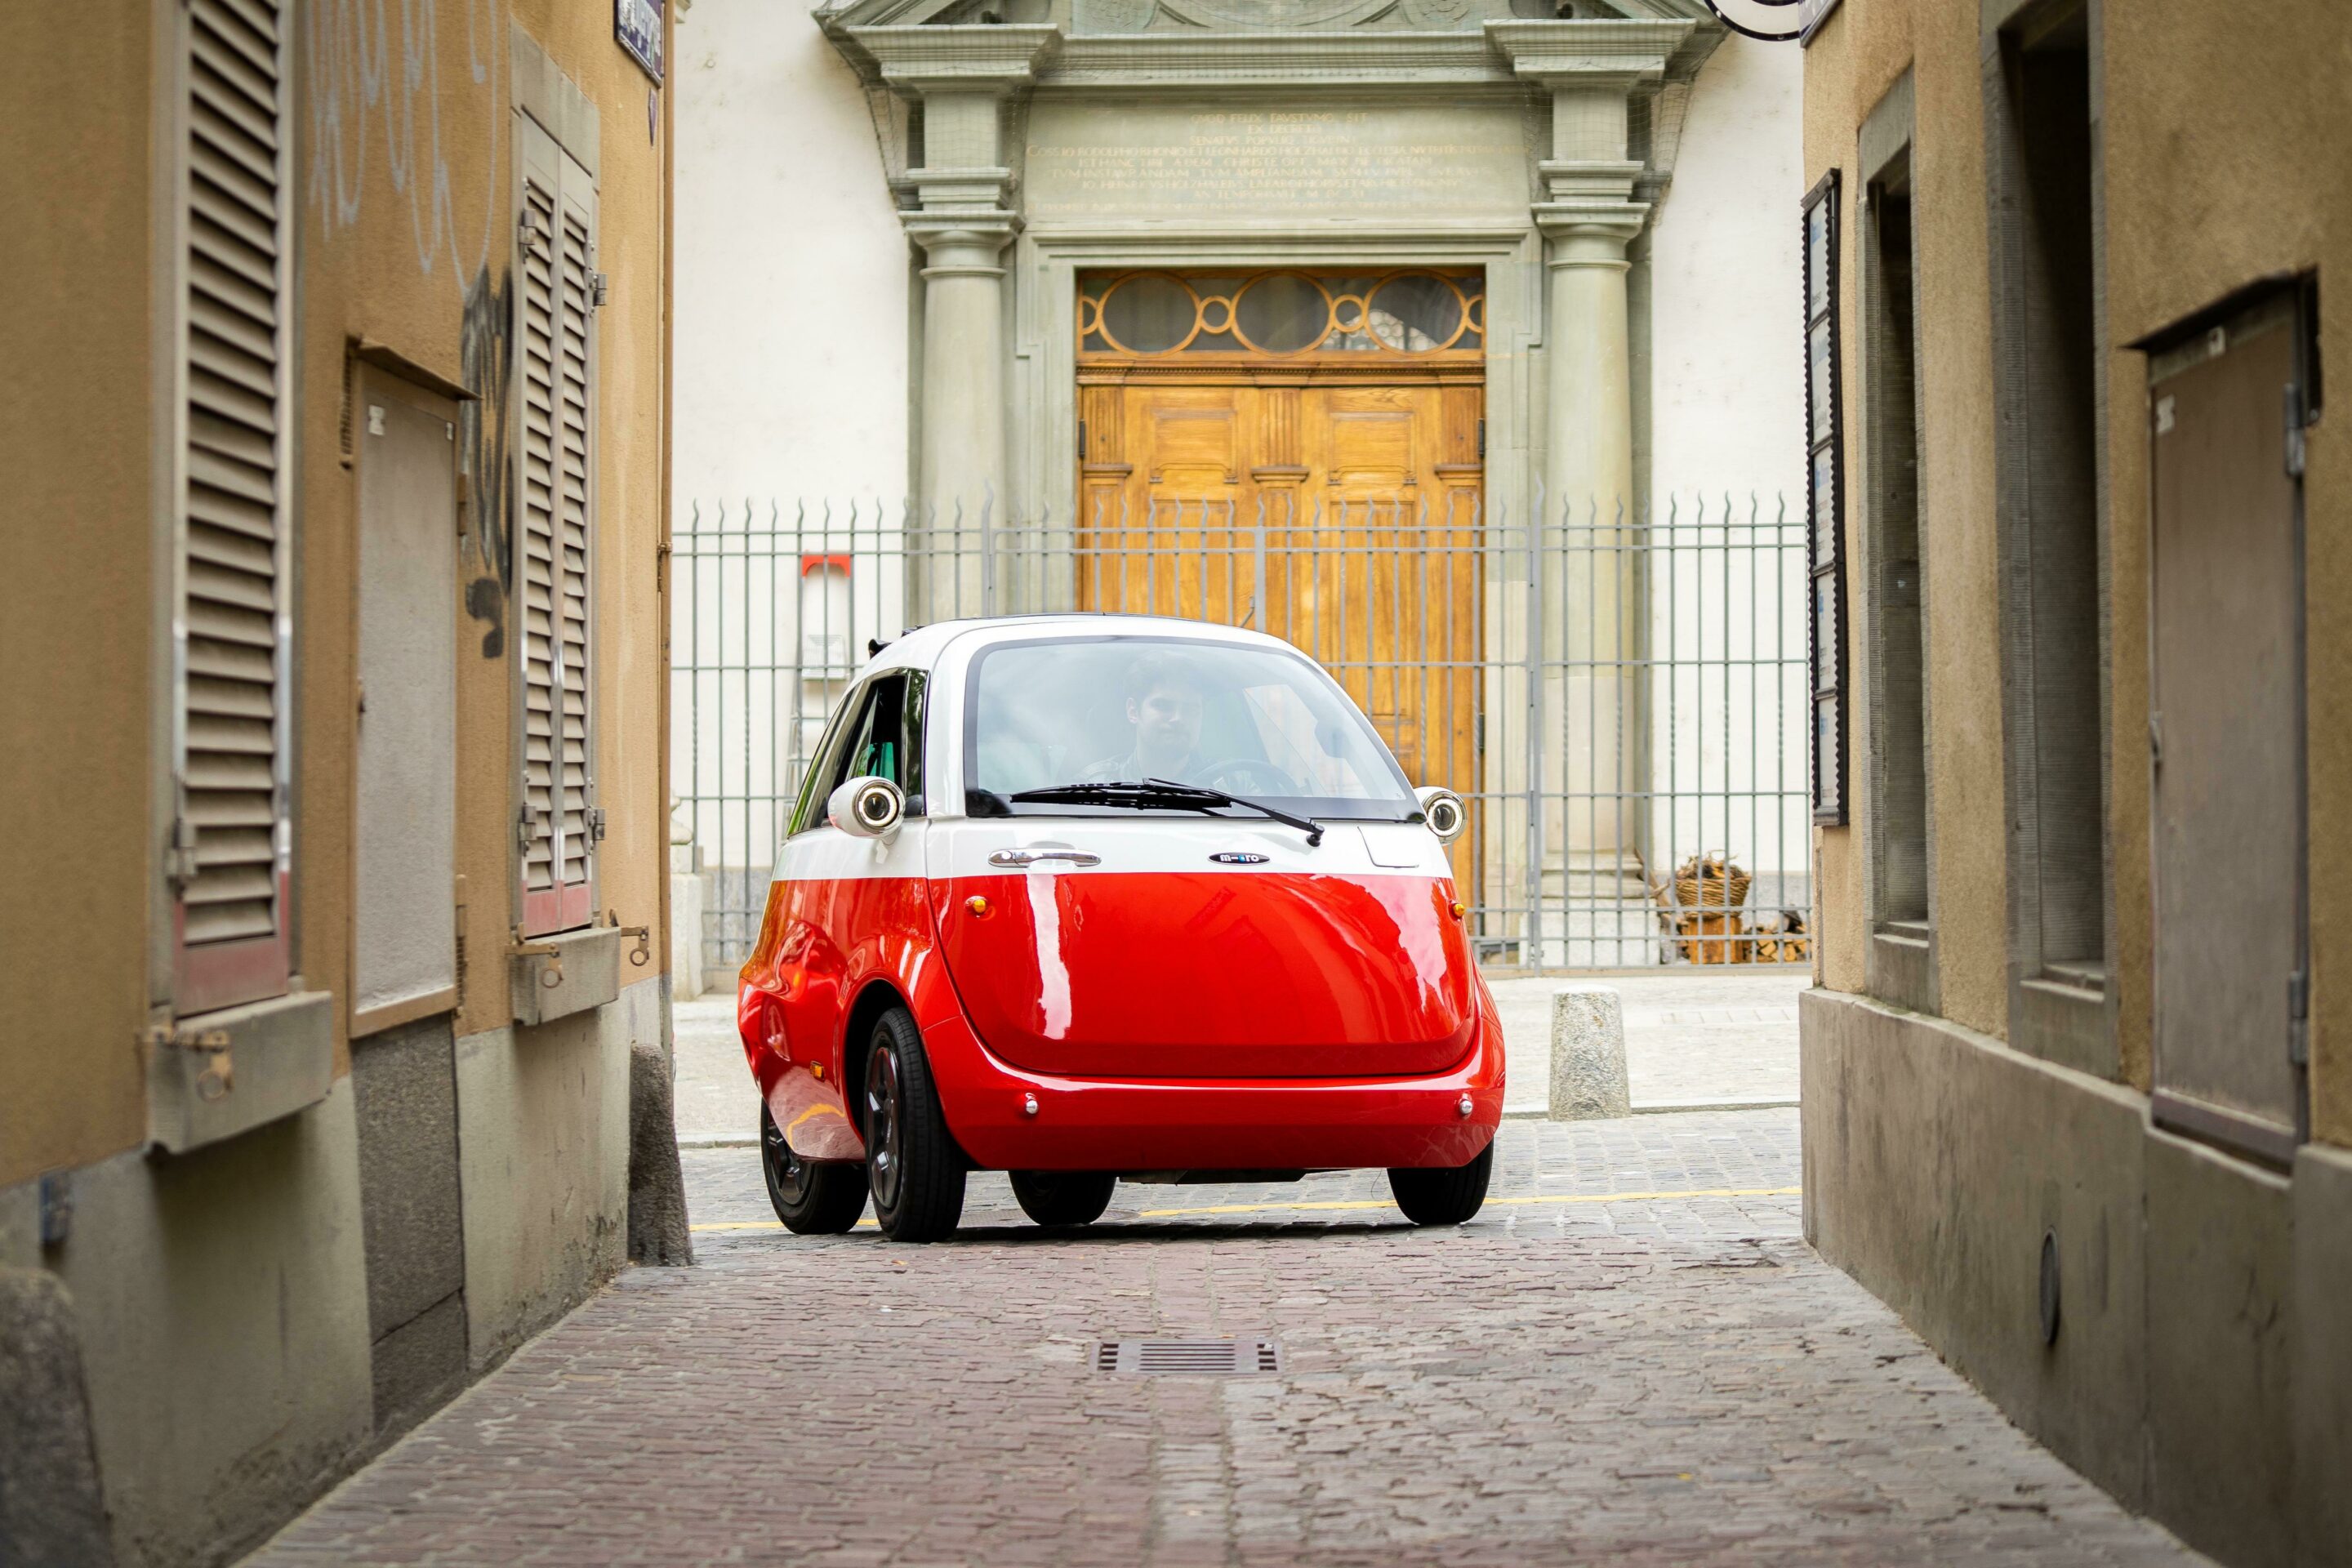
xmin=1009 ymin=1170 xmax=1116 ymax=1227
xmin=863 ymin=1008 xmax=967 ymax=1242
xmin=761 ymin=1102 xmax=867 ymax=1234
xmin=1388 ymin=1141 xmax=1494 ymax=1227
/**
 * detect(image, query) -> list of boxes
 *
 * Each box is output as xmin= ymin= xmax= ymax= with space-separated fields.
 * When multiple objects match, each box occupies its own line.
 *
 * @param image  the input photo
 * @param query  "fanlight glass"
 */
xmin=1080 ymin=270 xmax=1483 ymax=359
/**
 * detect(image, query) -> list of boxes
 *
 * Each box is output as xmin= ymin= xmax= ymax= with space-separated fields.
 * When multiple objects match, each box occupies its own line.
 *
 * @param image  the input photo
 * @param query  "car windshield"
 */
xmin=964 ymin=635 xmax=1419 ymax=820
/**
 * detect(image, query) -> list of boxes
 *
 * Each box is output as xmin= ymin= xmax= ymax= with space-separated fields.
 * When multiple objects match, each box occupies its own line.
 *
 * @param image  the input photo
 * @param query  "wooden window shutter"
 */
xmin=514 ymin=115 xmax=599 ymax=937
xmin=172 ymin=0 xmax=292 ymax=1014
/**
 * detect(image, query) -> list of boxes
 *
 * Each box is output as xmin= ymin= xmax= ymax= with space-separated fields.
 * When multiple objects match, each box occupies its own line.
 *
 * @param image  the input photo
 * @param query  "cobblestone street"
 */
xmin=244 ymin=1109 xmax=2203 ymax=1566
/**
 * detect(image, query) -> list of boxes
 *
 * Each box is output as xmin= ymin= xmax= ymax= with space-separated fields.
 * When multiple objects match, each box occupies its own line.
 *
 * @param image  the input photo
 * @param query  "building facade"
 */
xmin=0 ymin=4 xmax=677 ymax=1563
xmin=669 ymin=0 xmax=1810 ymax=979
xmin=1798 ymin=2 xmax=2351 ymax=1564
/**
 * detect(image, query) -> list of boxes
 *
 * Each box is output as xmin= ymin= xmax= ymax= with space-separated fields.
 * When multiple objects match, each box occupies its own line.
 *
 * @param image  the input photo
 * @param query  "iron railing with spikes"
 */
xmin=670 ymin=488 xmax=1810 ymax=983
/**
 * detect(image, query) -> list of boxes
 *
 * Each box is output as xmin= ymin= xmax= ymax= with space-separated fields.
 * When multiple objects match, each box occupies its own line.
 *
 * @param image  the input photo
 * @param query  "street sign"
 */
xmin=617 ymin=0 xmax=664 ymax=82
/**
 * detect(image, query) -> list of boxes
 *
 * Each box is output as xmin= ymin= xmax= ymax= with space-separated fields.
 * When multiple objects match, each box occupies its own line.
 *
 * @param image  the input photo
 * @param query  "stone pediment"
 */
xmin=822 ymin=5 xmax=1723 ymax=91
xmin=819 ymin=0 xmax=1723 ymax=39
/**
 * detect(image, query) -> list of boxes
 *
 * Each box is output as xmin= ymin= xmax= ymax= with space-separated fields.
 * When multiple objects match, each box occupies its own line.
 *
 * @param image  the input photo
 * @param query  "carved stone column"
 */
xmin=852 ymin=26 xmax=1057 ymax=619
xmin=1492 ymin=20 xmax=1687 ymax=956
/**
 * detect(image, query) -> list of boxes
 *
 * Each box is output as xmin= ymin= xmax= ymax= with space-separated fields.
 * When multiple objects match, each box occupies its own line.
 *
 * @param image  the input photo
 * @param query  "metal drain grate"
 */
xmin=1095 ymin=1339 xmax=1282 ymax=1376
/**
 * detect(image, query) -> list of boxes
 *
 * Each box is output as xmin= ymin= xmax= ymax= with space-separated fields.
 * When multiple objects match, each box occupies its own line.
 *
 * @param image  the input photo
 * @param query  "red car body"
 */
xmin=736 ymin=617 xmax=1504 ymax=1182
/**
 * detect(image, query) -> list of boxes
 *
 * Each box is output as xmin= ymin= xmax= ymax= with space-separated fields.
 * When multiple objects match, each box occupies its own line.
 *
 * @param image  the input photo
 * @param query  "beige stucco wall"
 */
xmin=0 ymin=3 xmax=160 ymax=1184
xmin=0 ymin=1 xmax=673 ymax=1192
xmin=1804 ymin=0 xmax=2352 ymax=1122
xmin=1802 ymin=0 xmax=2009 ymax=1036
xmin=0 ymin=6 xmax=673 ymax=1562
xmin=2096 ymin=0 xmax=2352 ymax=1137
xmin=1803 ymin=4 xmax=2352 ymax=1561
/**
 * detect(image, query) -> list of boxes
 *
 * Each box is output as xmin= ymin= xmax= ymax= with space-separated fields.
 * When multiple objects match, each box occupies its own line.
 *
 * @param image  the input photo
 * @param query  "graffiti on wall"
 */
xmin=307 ymin=0 xmax=515 ymax=653
xmin=461 ymin=266 xmax=514 ymax=657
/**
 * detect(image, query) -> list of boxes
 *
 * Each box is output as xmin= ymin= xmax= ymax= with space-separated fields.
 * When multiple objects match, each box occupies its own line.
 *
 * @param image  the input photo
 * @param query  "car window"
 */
xmin=963 ymin=636 xmax=1415 ymax=819
xmin=786 ymin=671 xmax=927 ymax=838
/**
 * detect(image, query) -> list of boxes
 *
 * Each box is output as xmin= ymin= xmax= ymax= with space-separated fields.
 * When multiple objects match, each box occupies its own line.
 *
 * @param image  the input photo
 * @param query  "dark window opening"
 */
xmin=1867 ymin=162 xmax=1928 ymax=929
xmin=1999 ymin=0 xmax=2105 ymax=975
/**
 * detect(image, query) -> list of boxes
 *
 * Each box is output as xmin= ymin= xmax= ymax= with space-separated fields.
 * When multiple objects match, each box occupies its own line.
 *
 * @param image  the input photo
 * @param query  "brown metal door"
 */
xmin=2149 ymin=288 xmax=2309 ymax=1160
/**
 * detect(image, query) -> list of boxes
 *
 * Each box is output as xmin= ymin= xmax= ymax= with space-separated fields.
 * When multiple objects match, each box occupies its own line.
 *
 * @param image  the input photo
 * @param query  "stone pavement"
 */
xmin=247 ymin=1111 xmax=2204 ymax=1566
xmin=673 ymin=969 xmax=1806 ymax=1143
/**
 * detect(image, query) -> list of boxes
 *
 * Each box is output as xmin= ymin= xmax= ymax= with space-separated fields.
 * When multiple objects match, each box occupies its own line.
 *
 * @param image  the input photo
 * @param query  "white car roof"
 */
xmin=854 ymin=613 xmax=1295 ymax=680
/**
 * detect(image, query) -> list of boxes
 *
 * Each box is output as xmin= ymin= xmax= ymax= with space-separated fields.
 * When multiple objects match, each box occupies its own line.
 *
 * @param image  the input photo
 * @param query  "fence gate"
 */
xmin=672 ymin=492 xmax=1811 ymax=993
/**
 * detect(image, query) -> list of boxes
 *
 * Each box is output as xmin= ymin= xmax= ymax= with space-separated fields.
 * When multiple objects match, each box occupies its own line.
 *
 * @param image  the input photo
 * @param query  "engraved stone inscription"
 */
xmin=1027 ymin=106 xmax=1523 ymax=219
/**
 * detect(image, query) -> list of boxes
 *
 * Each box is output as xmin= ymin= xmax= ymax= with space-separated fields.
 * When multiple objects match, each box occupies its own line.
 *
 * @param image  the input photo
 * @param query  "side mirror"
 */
xmin=1415 ymin=786 xmax=1467 ymax=844
xmin=828 ymin=775 xmax=904 ymax=839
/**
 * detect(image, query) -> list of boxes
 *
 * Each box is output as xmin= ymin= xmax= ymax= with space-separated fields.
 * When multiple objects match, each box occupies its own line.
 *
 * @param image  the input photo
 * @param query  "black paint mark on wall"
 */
xmin=461 ymin=265 xmax=514 ymax=659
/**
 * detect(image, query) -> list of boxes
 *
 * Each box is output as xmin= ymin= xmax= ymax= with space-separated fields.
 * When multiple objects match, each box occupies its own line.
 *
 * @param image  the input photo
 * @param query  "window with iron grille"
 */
xmin=169 ymin=0 xmax=294 ymax=1015
xmin=514 ymin=110 xmax=601 ymax=938
xmin=1803 ymin=171 xmax=1848 ymax=826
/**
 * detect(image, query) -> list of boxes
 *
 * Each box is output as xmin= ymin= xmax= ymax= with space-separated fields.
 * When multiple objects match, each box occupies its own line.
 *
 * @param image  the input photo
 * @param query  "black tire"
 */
xmin=863 ymin=1008 xmax=967 ymax=1242
xmin=1388 ymin=1141 xmax=1494 ymax=1227
xmin=1009 ymin=1170 xmax=1116 ymax=1228
xmin=761 ymin=1102 xmax=868 ymax=1235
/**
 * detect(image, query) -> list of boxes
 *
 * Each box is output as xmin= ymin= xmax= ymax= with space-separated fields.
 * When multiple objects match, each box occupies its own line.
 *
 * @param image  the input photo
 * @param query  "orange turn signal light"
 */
xmin=966 ymin=895 xmax=991 ymax=917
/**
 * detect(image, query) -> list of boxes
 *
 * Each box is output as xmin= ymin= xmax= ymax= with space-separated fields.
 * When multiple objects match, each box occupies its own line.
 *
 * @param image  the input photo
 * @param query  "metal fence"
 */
xmin=671 ymin=490 xmax=1811 ymax=990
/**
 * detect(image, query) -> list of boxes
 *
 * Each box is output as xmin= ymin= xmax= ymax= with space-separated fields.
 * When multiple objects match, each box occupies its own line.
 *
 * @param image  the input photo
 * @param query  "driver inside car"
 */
xmin=1080 ymin=653 xmax=1213 ymax=784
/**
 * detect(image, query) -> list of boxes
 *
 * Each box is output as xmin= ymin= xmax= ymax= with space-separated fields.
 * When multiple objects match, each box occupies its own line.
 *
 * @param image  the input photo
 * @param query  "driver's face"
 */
xmin=1128 ymin=683 xmax=1202 ymax=766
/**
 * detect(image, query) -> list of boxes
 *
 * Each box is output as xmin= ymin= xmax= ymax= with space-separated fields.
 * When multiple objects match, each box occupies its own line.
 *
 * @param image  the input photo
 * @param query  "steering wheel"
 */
xmin=1183 ymin=756 xmax=1300 ymax=796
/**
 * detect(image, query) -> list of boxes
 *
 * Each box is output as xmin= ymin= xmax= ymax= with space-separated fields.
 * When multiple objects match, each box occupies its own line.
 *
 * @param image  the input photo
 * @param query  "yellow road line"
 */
xmin=688 ymin=1184 xmax=1800 ymax=1233
xmin=1136 ymin=1185 xmax=1800 ymax=1218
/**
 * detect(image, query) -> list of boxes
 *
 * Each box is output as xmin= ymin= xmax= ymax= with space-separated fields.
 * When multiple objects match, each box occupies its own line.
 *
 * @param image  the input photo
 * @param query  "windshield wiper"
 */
xmin=1005 ymin=779 xmax=1323 ymax=847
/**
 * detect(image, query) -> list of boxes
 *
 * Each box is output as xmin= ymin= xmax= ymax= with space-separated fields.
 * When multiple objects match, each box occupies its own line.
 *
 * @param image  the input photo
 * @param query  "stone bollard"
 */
xmin=1549 ymin=984 xmax=1631 ymax=1120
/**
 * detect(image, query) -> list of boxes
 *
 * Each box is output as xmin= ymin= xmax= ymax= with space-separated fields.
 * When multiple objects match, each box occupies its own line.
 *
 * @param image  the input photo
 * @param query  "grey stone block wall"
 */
xmin=1802 ymin=986 xmax=2352 ymax=1568
xmin=352 ymin=1016 xmax=470 ymax=1444
xmin=0 ymin=1267 xmax=114 ymax=1568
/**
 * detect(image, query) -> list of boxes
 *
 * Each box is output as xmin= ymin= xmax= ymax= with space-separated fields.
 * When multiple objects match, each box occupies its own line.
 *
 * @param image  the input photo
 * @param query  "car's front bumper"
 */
xmin=922 ymin=995 xmax=1505 ymax=1174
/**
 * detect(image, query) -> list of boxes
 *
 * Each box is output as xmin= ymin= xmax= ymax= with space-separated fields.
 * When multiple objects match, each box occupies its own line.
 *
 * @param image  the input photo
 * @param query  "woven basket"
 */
xmin=1669 ymin=854 xmax=1750 ymax=911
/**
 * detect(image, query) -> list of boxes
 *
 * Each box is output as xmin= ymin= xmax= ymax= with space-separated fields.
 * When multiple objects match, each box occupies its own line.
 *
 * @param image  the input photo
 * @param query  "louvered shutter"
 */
xmin=173 ymin=0 xmax=292 ymax=1015
xmin=515 ymin=117 xmax=598 ymax=936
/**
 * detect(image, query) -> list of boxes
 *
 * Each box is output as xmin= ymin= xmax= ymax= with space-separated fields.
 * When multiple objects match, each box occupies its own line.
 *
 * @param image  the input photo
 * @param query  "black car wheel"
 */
xmin=1388 ymin=1141 xmax=1494 ymax=1227
xmin=864 ymin=1007 xmax=967 ymax=1242
xmin=1009 ymin=1170 xmax=1116 ymax=1228
xmin=761 ymin=1102 xmax=867 ymax=1235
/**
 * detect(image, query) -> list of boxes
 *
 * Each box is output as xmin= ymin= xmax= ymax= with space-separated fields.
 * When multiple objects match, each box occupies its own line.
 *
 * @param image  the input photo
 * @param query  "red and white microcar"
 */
xmin=737 ymin=615 xmax=1504 ymax=1242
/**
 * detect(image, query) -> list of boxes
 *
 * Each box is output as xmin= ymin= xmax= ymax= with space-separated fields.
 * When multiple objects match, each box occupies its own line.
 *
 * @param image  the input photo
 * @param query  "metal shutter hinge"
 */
xmin=163 ymin=778 xmax=199 ymax=888
xmin=516 ymin=801 xmax=540 ymax=852
xmin=592 ymin=271 xmax=609 ymax=307
xmin=519 ymin=210 xmax=550 ymax=259
xmin=2290 ymin=970 xmax=2310 ymax=1067
xmin=144 ymin=1025 xmax=234 ymax=1101
xmin=2148 ymin=712 xmax=2163 ymax=770
xmin=510 ymin=926 xmax=565 ymax=989
xmin=2286 ymin=384 xmax=2309 ymax=479
xmin=608 ymin=907 xmax=652 ymax=968
xmin=588 ymin=805 xmax=608 ymax=844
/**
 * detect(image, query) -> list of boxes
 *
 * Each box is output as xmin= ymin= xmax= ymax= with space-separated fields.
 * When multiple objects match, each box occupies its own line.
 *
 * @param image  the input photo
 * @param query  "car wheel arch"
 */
xmin=839 ymin=978 xmax=910 ymax=1139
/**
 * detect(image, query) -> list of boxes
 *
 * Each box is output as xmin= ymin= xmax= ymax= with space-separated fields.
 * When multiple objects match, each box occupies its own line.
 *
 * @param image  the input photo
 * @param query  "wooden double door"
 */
xmin=1075 ymin=378 xmax=1485 ymax=862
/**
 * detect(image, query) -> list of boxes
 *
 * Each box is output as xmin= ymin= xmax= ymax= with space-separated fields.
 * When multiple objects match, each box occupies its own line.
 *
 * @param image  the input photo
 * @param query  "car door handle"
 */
xmin=988 ymin=849 xmax=1102 ymax=868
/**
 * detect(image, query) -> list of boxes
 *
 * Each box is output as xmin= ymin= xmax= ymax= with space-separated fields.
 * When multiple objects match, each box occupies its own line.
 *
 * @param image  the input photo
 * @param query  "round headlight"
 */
xmin=829 ymin=775 xmax=905 ymax=838
xmin=1415 ymin=786 xmax=1467 ymax=844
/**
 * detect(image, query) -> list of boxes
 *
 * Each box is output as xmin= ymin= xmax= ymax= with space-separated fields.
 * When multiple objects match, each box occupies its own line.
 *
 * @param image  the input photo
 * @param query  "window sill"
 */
xmin=2038 ymin=959 xmax=2107 ymax=996
xmin=510 ymin=924 xmax=622 ymax=1027
xmin=148 ymin=989 xmax=335 ymax=1156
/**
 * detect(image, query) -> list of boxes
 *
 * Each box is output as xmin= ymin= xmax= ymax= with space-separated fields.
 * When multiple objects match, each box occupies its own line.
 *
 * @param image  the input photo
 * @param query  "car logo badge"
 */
xmin=1209 ymin=852 xmax=1270 ymax=865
